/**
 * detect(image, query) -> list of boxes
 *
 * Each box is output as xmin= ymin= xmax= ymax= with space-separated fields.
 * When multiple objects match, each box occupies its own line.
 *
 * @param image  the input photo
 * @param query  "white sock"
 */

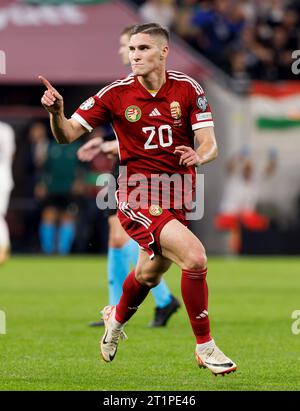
xmin=197 ymin=339 xmax=215 ymax=352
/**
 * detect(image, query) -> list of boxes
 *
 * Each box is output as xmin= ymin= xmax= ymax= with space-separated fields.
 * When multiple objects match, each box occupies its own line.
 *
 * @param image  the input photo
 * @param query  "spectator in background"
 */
xmin=35 ymin=138 xmax=85 ymax=255
xmin=228 ymin=49 xmax=252 ymax=93
xmin=170 ymin=0 xmax=300 ymax=83
xmin=229 ymin=24 xmax=273 ymax=79
xmin=190 ymin=0 xmax=245 ymax=67
xmin=172 ymin=0 xmax=200 ymax=41
xmin=22 ymin=121 xmax=50 ymax=252
xmin=215 ymin=146 xmax=278 ymax=253
xmin=0 ymin=121 xmax=15 ymax=264
xmin=139 ymin=0 xmax=176 ymax=28
xmin=25 ymin=122 xmax=49 ymax=197
xmin=74 ymin=127 xmax=114 ymax=254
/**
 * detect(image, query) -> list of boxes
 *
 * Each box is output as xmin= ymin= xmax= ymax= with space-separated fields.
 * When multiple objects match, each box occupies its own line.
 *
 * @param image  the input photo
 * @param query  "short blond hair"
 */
xmin=130 ymin=23 xmax=169 ymax=43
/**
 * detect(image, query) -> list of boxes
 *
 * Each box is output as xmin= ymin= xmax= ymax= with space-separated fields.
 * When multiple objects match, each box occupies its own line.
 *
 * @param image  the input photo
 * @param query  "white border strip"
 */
xmin=192 ymin=121 xmax=214 ymax=130
xmin=71 ymin=113 xmax=93 ymax=132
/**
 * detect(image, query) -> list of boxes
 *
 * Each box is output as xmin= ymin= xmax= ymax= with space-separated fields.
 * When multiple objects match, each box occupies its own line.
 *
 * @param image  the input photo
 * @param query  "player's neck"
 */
xmin=137 ymin=70 xmax=166 ymax=93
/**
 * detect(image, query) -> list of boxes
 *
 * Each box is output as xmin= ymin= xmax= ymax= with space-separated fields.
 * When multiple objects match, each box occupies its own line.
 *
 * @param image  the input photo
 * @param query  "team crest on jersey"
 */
xmin=196 ymin=96 xmax=208 ymax=112
xmin=125 ymin=105 xmax=142 ymax=122
xmin=149 ymin=205 xmax=163 ymax=216
xmin=170 ymin=101 xmax=181 ymax=119
xmin=80 ymin=97 xmax=95 ymax=111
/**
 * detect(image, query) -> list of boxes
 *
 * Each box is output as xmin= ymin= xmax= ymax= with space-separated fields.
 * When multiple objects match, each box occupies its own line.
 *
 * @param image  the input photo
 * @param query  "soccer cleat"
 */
xmin=100 ymin=305 xmax=127 ymax=362
xmin=195 ymin=343 xmax=237 ymax=376
xmin=148 ymin=296 xmax=181 ymax=327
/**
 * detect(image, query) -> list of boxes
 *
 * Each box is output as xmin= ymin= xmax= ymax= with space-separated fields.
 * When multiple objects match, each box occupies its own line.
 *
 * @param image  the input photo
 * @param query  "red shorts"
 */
xmin=117 ymin=202 xmax=188 ymax=259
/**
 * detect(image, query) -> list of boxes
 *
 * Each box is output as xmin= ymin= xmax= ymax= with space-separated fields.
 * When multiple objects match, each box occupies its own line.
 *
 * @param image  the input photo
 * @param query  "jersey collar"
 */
xmin=134 ymin=72 xmax=169 ymax=99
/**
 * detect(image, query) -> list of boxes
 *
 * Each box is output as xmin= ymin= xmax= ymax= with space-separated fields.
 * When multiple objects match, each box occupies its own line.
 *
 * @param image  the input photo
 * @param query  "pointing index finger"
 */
xmin=38 ymin=75 xmax=54 ymax=91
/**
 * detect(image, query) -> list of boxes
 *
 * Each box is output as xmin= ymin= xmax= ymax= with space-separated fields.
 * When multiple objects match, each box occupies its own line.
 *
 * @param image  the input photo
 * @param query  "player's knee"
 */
xmin=184 ymin=250 xmax=207 ymax=271
xmin=61 ymin=211 xmax=75 ymax=224
xmin=42 ymin=207 xmax=57 ymax=223
xmin=136 ymin=271 xmax=160 ymax=288
xmin=109 ymin=232 xmax=128 ymax=248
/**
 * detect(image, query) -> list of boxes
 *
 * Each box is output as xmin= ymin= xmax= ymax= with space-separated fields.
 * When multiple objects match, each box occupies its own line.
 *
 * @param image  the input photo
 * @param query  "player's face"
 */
xmin=128 ymin=33 xmax=168 ymax=77
xmin=118 ymin=33 xmax=130 ymax=66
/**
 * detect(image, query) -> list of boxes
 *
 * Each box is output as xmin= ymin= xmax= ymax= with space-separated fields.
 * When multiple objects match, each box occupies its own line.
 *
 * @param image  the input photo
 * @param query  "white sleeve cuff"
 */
xmin=192 ymin=121 xmax=214 ymax=131
xmin=71 ymin=113 xmax=93 ymax=132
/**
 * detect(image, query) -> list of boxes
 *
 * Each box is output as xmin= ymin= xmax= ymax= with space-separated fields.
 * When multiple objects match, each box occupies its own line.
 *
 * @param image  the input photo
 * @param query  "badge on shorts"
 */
xmin=80 ymin=97 xmax=95 ymax=110
xmin=170 ymin=101 xmax=181 ymax=119
xmin=196 ymin=96 xmax=208 ymax=112
xmin=149 ymin=205 xmax=163 ymax=216
xmin=125 ymin=105 xmax=142 ymax=122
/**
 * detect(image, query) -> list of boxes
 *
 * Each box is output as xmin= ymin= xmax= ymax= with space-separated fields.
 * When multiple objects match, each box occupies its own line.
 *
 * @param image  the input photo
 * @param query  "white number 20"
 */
xmin=143 ymin=125 xmax=173 ymax=150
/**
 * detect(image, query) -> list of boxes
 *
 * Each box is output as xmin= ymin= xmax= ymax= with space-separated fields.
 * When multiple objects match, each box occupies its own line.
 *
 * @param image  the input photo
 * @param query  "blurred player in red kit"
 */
xmin=40 ymin=23 xmax=236 ymax=376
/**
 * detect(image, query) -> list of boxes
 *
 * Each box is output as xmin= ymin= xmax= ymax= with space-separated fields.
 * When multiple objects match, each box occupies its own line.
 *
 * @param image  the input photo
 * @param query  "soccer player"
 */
xmin=39 ymin=23 xmax=237 ymax=375
xmin=0 ymin=121 xmax=15 ymax=264
xmin=78 ymin=26 xmax=180 ymax=327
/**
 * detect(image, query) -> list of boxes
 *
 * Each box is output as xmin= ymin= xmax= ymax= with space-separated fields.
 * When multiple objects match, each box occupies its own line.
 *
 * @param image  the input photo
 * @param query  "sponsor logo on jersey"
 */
xmin=149 ymin=205 xmax=163 ymax=216
xmin=149 ymin=108 xmax=161 ymax=116
xmin=125 ymin=105 xmax=142 ymax=122
xmin=80 ymin=97 xmax=95 ymax=111
xmin=170 ymin=101 xmax=181 ymax=119
xmin=196 ymin=96 xmax=208 ymax=112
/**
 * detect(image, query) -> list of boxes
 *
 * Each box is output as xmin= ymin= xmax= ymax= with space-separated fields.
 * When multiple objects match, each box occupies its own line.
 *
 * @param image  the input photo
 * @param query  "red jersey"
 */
xmin=72 ymin=70 xmax=214 ymax=209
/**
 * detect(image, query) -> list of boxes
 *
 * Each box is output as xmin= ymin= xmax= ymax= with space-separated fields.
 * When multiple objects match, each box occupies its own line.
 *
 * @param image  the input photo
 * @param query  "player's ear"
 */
xmin=160 ymin=45 xmax=169 ymax=60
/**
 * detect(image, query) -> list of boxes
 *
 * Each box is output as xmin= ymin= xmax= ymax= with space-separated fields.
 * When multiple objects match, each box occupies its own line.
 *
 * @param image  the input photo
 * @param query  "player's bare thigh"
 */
xmin=135 ymin=248 xmax=172 ymax=288
xmin=159 ymin=219 xmax=207 ymax=271
xmin=108 ymin=214 xmax=131 ymax=248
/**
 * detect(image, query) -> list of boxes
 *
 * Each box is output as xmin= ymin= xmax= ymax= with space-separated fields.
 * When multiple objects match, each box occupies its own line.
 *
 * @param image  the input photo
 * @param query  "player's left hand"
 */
xmin=77 ymin=136 xmax=103 ymax=162
xmin=174 ymin=146 xmax=201 ymax=167
xmin=101 ymin=140 xmax=119 ymax=157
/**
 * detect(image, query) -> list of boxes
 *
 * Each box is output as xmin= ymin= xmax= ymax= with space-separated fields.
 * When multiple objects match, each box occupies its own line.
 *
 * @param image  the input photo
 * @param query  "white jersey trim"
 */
xmin=96 ymin=75 xmax=134 ymax=99
xmin=167 ymin=70 xmax=204 ymax=92
xmin=119 ymin=202 xmax=151 ymax=229
xmin=167 ymin=71 xmax=204 ymax=95
xmin=118 ymin=201 xmax=155 ymax=260
xmin=71 ymin=113 xmax=93 ymax=132
xmin=111 ymin=125 xmax=121 ymax=162
xmin=168 ymin=75 xmax=202 ymax=96
xmin=192 ymin=121 xmax=214 ymax=130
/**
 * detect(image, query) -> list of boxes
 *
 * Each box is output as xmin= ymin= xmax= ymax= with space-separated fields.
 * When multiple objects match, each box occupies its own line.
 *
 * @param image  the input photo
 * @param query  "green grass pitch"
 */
xmin=0 ymin=256 xmax=299 ymax=391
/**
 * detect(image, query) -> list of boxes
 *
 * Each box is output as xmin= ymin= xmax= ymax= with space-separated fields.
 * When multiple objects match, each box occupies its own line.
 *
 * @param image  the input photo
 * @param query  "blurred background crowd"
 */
xmin=135 ymin=0 xmax=300 ymax=83
xmin=1 ymin=0 xmax=300 ymax=258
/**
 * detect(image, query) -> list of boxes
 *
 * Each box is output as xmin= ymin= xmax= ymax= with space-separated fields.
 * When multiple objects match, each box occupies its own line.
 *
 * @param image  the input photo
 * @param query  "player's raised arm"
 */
xmin=39 ymin=75 xmax=86 ymax=144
